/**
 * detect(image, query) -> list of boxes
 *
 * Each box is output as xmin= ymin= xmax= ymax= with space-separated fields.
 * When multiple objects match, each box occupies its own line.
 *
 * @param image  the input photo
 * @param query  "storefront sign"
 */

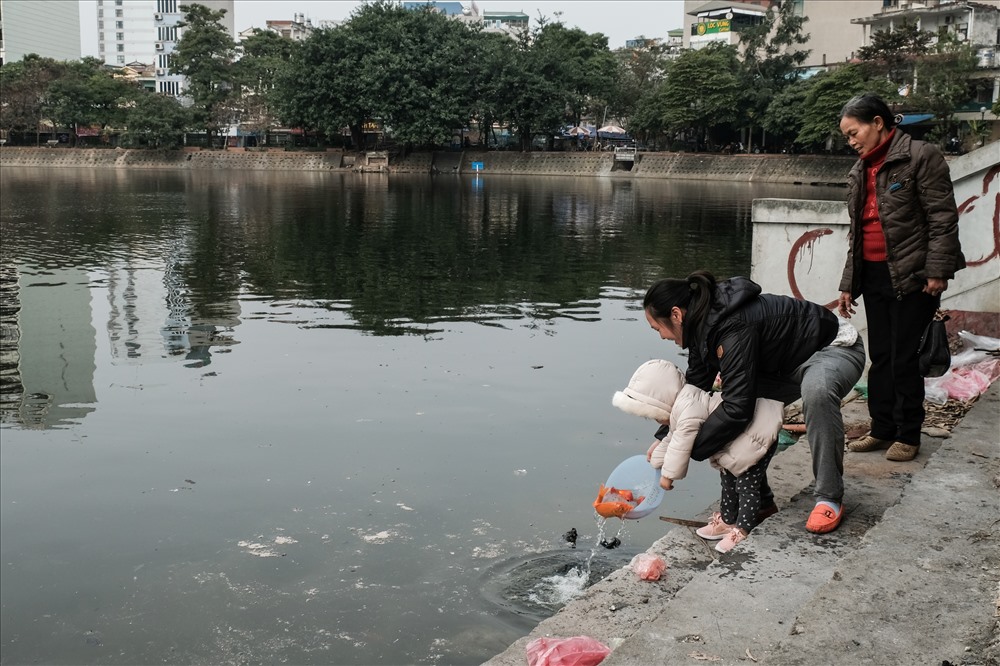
xmin=696 ymin=19 xmax=731 ymax=35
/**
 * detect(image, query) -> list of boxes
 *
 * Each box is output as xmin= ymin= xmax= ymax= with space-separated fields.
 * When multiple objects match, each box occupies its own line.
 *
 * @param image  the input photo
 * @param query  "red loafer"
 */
xmin=805 ymin=503 xmax=842 ymax=534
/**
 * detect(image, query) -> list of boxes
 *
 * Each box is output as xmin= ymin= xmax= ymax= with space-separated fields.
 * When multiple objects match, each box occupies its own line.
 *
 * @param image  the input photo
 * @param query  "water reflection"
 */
xmin=0 ymin=169 xmax=838 ymax=431
xmin=0 ymin=264 xmax=96 ymax=429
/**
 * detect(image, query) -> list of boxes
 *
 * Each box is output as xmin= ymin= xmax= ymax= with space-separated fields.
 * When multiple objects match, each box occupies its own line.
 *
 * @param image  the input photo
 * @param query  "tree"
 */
xmin=792 ymin=63 xmax=896 ymax=150
xmin=235 ymin=29 xmax=298 ymax=139
xmin=909 ymin=33 xmax=979 ymax=147
xmin=465 ymin=30 xmax=519 ymax=149
xmin=48 ymin=58 xmax=138 ymax=145
xmin=171 ymin=3 xmax=238 ymax=145
xmin=858 ymin=20 xmax=931 ymax=90
xmin=122 ymin=92 xmax=190 ymax=148
xmin=531 ymin=23 xmax=618 ymax=128
xmin=0 ymin=55 xmax=66 ymax=145
xmin=632 ymin=43 xmax=742 ymax=150
xmin=499 ymin=26 xmax=576 ymax=151
xmin=280 ymin=1 xmax=482 ymax=150
xmin=737 ymin=0 xmax=811 ymax=151
xmin=610 ymin=39 xmax=672 ymax=132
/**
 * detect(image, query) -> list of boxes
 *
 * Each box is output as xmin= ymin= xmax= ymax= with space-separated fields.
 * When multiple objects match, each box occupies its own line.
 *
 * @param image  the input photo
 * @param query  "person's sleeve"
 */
xmin=660 ymin=393 xmax=708 ymax=481
xmin=689 ymin=326 xmax=760 ymax=460
xmin=916 ymin=145 xmax=962 ymax=279
xmin=685 ymin=346 xmax=714 ymax=392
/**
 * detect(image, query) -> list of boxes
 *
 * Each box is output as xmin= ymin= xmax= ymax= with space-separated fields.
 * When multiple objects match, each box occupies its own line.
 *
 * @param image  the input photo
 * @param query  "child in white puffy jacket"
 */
xmin=612 ymin=359 xmax=784 ymax=553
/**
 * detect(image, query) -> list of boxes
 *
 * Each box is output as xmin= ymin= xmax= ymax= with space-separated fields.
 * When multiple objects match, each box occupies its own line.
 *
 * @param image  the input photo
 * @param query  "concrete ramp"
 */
xmin=432 ymin=151 xmax=464 ymax=174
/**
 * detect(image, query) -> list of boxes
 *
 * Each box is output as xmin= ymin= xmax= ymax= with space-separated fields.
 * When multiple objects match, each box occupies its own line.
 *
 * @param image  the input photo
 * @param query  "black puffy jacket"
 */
xmin=682 ymin=277 xmax=838 ymax=461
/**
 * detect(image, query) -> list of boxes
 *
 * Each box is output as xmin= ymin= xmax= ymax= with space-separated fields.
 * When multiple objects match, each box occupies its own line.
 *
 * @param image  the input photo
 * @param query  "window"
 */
xmin=117 ymin=44 xmax=124 ymax=52
xmin=116 ymin=9 xmax=123 ymax=17
xmin=116 ymin=32 xmax=124 ymax=41
xmin=98 ymin=8 xmax=103 ymax=17
xmin=117 ymin=55 xmax=125 ymax=64
xmin=115 ymin=0 xmax=123 ymax=4
xmin=98 ymin=21 xmax=104 ymax=29
xmin=116 ymin=21 xmax=123 ymax=29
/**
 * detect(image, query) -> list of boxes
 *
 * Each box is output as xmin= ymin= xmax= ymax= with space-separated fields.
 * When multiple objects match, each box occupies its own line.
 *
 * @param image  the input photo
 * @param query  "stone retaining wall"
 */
xmin=0 ymin=146 xmax=856 ymax=183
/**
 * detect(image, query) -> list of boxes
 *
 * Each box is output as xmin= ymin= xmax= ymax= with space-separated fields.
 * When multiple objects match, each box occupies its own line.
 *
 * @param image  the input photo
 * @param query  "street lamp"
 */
xmin=981 ymin=106 xmax=987 ymax=122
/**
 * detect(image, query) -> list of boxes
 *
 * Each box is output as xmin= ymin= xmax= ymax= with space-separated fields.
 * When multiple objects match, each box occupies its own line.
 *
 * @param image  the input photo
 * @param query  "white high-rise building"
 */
xmin=96 ymin=0 xmax=234 ymax=97
xmin=0 ymin=0 xmax=81 ymax=65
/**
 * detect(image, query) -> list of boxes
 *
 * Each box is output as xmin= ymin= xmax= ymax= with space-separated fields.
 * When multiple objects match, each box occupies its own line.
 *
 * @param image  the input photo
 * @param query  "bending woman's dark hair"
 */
xmin=643 ymin=270 xmax=717 ymax=347
xmin=839 ymin=93 xmax=898 ymax=128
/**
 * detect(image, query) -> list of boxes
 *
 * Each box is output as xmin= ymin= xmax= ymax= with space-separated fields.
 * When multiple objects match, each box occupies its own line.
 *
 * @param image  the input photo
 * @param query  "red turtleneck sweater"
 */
xmin=858 ymin=129 xmax=895 ymax=262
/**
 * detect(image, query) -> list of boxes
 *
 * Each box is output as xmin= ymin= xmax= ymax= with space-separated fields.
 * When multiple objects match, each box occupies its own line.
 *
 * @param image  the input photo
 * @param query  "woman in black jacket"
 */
xmin=644 ymin=271 xmax=866 ymax=534
xmin=837 ymin=94 xmax=964 ymax=462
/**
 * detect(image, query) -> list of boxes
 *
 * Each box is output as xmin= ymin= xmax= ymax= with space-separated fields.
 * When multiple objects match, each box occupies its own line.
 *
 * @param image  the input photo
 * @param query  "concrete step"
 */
xmin=484 ymin=385 xmax=999 ymax=666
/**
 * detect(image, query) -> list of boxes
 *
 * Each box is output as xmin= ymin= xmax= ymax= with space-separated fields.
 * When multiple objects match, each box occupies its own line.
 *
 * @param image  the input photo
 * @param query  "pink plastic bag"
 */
xmin=630 ymin=552 xmax=667 ymax=581
xmin=941 ymin=367 xmax=992 ymax=401
xmin=525 ymin=636 xmax=611 ymax=666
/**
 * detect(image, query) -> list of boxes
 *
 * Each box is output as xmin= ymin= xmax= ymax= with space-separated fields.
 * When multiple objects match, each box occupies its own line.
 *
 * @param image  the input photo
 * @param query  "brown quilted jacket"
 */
xmin=839 ymin=130 xmax=965 ymax=298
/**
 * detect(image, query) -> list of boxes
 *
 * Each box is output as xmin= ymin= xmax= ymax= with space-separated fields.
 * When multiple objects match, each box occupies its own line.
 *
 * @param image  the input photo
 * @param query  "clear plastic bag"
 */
xmin=957 ymin=330 xmax=1000 ymax=353
xmin=525 ymin=636 xmax=611 ymax=666
xmin=630 ymin=552 xmax=667 ymax=581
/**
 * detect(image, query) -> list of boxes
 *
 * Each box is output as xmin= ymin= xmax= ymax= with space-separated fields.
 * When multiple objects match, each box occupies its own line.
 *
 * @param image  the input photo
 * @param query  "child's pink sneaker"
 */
xmin=695 ymin=512 xmax=734 ymax=541
xmin=715 ymin=527 xmax=747 ymax=554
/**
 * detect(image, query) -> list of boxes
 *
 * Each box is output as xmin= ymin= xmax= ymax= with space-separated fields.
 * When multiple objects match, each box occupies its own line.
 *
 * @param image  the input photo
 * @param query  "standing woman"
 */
xmin=837 ymin=94 xmax=965 ymax=462
xmin=643 ymin=272 xmax=866 ymax=534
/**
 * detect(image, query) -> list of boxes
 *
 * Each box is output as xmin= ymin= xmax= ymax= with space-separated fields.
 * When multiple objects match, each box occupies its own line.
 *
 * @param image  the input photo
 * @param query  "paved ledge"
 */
xmin=484 ymin=384 xmax=1000 ymax=666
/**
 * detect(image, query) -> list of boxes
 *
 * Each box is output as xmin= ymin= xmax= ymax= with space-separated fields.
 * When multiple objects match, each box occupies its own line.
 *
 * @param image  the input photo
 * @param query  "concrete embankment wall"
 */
xmin=0 ymin=147 xmax=855 ymax=184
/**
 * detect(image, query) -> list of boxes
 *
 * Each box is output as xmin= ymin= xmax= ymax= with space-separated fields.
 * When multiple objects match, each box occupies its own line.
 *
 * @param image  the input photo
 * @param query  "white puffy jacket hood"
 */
xmin=611 ymin=359 xmax=686 ymax=422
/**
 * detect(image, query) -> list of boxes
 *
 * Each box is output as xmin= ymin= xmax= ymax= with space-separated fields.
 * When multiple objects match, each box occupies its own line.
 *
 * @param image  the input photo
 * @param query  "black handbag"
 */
xmin=918 ymin=311 xmax=951 ymax=377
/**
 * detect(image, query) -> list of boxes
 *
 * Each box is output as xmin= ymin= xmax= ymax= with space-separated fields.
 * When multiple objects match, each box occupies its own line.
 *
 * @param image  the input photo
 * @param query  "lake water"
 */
xmin=0 ymin=168 xmax=843 ymax=665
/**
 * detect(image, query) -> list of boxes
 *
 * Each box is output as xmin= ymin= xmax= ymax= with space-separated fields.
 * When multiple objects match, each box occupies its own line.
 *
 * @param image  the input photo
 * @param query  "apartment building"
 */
xmin=96 ymin=0 xmax=234 ymax=97
xmin=683 ymin=0 xmax=887 ymax=67
xmin=0 ymin=0 xmax=81 ymax=65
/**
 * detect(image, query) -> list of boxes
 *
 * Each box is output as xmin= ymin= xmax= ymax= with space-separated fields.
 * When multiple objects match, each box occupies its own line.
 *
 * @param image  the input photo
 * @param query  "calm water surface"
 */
xmin=0 ymin=169 xmax=842 ymax=665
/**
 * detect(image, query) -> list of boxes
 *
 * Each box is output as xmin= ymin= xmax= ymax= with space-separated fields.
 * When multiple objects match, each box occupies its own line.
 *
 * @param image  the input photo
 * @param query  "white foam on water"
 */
xmin=526 ymin=565 xmax=589 ymax=606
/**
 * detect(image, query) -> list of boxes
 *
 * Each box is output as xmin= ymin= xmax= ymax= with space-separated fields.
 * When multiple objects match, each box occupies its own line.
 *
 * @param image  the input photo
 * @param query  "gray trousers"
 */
xmin=757 ymin=339 xmax=866 ymax=504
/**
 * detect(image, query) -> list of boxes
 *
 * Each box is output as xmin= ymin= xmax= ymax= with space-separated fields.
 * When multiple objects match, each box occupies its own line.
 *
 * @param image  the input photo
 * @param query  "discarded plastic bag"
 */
xmin=924 ymin=377 xmax=949 ymax=406
xmin=630 ymin=552 xmax=667 ymax=581
xmin=957 ymin=330 xmax=1000 ymax=353
xmin=935 ymin=367 xmax=991 ymax=402
xmin=525 ymin=636 xmax=611 ymax=666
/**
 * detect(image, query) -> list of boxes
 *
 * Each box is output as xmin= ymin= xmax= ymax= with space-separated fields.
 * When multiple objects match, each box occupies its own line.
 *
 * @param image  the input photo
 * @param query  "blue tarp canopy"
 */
xmin=898 ymin=113 xmax=935 ymax=126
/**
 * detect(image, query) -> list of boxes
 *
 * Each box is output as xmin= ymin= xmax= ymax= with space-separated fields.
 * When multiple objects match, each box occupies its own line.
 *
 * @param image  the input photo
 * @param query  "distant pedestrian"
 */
xmin=837 ymin=93 xmax=965 ymax=462
xmin=642 ymin=271 xmax=865 ymax=534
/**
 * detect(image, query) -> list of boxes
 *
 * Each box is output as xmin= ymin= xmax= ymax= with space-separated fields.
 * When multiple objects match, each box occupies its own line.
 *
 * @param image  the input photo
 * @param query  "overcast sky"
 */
xmin=79 ymin=1 xmax=687 ymax=55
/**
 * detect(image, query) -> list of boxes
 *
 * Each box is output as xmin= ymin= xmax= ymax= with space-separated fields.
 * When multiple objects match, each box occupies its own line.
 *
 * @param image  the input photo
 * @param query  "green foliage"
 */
xmin=632 ymin=43 xmax=741 ymax=144
xmin=532 ymin=23 xmax=618 ymax=127
xmin=610 ymin=39 xmax=672 ymax=126
xmin=236 ymin=29 xmax=298 ymax=133
xmin=738 ymin=0 xmax=811 ymax=146
xmin=172 ymin=3 xmax=238 ymax=140
xmin=122 ymin=93 xmax=191 ymax=148
xmin=910 ymin=33 xmax=979 ymax=146
xmin=793 ymin=64 xmax=896 ymax=149
xmin=279 ymin=1 xmax=482 ymax=147
xmin=858 ymin=21 xmax=931 ymax=87
xmin=0 ymin=55 xmax=66 ymax=141
xmin=48 ymin=59 xmax=139 ymax=141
